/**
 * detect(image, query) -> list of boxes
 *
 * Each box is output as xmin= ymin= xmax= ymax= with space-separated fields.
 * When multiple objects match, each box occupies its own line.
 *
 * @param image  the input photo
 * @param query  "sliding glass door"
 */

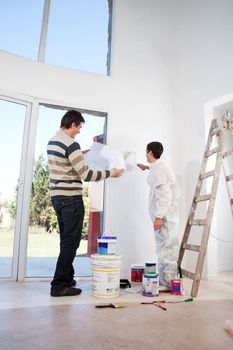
xmin=26 ymin=104 xmax=107 ymax=278
xmin=0 ymin=98 xmax=28 ymax=278
xmin=0 ymin=97 xmax=107 ymax=280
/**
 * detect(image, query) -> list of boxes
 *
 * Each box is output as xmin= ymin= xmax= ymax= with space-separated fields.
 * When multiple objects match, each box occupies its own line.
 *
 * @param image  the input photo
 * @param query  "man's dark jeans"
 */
xmin=51 ymin=195 xmax=84 ymax=292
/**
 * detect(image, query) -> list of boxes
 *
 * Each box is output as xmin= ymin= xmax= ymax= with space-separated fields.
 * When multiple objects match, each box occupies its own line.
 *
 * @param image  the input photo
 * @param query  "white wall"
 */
xmin=105 ymin=0 xmax=181 ymax=276
xmin=0 ymin=0 xmax=232 ymax=280
xmin=174 ymin=0 xmax=233 ymax=278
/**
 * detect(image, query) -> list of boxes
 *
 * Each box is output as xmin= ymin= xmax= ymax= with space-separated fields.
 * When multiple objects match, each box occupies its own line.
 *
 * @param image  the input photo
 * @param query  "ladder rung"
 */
xmin=205 ymin=147 xmax=219 ymax=157
xmin=181 ymin=269 xmax=195 ymax=280
xmin=226 ymin=174 xmax=233 ymax=182
xmin=223 ymin=149 xmax=233 ymax=158
xmin=189 ymin=219 xmax=206 ymax=226
xmin=183 ymin=244 xmax=200 ymax=252
xmin=199 ymin=170 xmax=215 ymax=180
xmin=194 ymin=194 xmax=211 ymax=202
xmin=210 ymin=126 xmax=221 ymax=136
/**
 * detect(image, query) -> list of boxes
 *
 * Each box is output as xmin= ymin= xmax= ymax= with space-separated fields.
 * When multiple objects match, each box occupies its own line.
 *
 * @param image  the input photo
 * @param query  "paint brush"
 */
xmin=141 ymin=302 xmax=167 ymax=310
xmin=166 ymin=297 xmax=193 ymax=304
xmin=157 ymin=297 xmax=193 ymax=304
xmin=141 ymin=297 xmax=193 ymax=305
xmin=95 ymin=302 xmax=127 ymax=309
xmin=153 ymin=302 xmax=167 ymax=311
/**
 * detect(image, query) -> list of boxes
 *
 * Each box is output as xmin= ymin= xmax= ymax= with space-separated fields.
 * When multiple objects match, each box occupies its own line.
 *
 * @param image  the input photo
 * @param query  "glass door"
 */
xmin=0 ymin=98 xmax=28 ymax=278
xmin=26 ymin=104 xmax=107 ymax=278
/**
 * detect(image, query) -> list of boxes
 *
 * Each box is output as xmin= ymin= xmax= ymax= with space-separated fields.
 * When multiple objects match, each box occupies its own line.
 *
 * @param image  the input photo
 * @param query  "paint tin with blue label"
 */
xmin=97 ymin=236 xmax=117 ymax=255
xmin=142 ymin=273 xmax=159 ymax=297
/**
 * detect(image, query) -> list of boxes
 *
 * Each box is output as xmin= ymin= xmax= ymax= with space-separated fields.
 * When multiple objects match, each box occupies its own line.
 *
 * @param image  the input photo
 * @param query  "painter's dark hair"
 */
xmin=147 ymin=141 xmax=164 ymax=159
xmin=60 ymin=110 xmax=85 ymax=129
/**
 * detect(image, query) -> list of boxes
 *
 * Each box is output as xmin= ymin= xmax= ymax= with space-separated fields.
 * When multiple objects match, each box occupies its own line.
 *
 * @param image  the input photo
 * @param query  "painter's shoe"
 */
xmin=50 ymin=287 xmax=82 ymax=297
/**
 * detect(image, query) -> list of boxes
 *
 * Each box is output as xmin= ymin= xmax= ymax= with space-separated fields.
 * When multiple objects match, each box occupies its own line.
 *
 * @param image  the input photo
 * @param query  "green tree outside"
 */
xmin=9 ymin=154 xmax=90 ymax=239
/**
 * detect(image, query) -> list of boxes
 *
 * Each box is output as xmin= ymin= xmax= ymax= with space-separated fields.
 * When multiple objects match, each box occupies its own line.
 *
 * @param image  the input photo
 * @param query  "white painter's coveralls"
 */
xmin=147 ymin=160 xmax=180 ymax=287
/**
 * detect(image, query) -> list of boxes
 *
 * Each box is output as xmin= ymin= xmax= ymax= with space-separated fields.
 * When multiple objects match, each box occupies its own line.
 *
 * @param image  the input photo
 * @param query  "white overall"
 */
xmin=147 ymin=159 xmax=180 ymax=287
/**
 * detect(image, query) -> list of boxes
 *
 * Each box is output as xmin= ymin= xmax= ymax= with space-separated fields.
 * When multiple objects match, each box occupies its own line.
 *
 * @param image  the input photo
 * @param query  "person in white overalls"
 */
xmin=138 ymin=141 xmax=180 ymax=288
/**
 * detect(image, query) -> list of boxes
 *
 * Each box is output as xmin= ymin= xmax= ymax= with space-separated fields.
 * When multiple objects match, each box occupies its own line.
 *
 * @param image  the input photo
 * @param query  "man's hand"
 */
xmin=114 ymin=168 xmax=124 ymax=177
xmin=153 ymin=218 xmax=163 ymax=230
xmin=137 ymin=163 xmax=149 ymax=171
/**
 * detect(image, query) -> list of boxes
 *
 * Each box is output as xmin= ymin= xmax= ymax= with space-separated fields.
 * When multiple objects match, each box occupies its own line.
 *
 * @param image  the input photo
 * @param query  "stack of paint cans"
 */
xmin=91 ymin=234 xmax=121 ymax=298
xmin=142 ymin=262 xmax=159 ymax=297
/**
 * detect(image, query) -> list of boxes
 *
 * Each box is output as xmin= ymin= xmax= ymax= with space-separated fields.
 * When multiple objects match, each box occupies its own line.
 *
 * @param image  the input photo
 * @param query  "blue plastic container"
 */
xmin=97 ymin=236 xmax=117 ymax=255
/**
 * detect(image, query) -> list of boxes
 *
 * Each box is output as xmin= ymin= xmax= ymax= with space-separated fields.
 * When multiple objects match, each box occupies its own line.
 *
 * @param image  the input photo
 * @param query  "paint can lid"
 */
xmin=143 ymin=273 xmax=159 ymax=278
xmin=131 ymin=264 xmax=144 ymax=269
xmin=145 ymin=262 xmax=156 ymax=266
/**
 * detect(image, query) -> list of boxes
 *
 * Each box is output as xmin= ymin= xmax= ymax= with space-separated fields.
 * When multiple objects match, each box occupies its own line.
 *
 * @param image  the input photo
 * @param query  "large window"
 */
xmin=0 ymin=0 xmax=111 ymax=75
xmin=45 ymin=0 xmax=109 ymax=74
xmin=0 ymin=0 xmax=44 ymax=60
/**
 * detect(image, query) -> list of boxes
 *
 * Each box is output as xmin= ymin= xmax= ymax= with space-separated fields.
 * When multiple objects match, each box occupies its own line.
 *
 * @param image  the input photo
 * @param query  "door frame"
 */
xmin=0 ymin=90 xmax=109 ymax=281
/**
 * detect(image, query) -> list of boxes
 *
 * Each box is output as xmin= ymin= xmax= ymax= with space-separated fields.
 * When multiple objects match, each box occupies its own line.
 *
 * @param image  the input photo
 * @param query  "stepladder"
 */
xmin=178 ymin=114 xmax=233 ymax=298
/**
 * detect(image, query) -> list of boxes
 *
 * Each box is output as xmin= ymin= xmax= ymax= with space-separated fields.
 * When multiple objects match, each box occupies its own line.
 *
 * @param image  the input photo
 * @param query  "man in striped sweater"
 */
xmin=47 ymin=110 xmax=123 ymax=297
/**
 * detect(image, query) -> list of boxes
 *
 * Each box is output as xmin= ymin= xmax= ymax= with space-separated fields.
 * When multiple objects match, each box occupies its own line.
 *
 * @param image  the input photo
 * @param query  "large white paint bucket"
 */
xmin=91 ymin=254 xmax=121 ymax=298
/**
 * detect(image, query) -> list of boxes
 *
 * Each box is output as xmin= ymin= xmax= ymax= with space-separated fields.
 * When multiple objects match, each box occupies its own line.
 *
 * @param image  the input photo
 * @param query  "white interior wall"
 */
xmin=174 ymin=0 xmax=233 ymax=278
xmin=105 ymin=0 xmax=181 ymax=276
xmin=0 ymin=0 xmax=233 ymax=280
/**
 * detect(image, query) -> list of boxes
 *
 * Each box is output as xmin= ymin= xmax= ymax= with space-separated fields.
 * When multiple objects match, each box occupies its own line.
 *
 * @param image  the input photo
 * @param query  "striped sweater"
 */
xmin=47 ymin=129 xmax=115 ymax=197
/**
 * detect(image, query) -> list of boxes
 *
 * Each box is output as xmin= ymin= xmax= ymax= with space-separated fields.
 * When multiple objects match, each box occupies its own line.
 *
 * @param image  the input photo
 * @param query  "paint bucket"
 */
xmin=170 ymin=278 xmax=182 ymax=295
xmin=97 ymin=236 xmax=117 ymax=255
xmin=142 ymin=273 xmax=159 ymax=297
xmin=91 ymin=254 xmax=121 ymax=298
xmin=131 ymin=264 xmax=144 ymax=282
xmin=144 ymin=262 xmax=156 ymax=275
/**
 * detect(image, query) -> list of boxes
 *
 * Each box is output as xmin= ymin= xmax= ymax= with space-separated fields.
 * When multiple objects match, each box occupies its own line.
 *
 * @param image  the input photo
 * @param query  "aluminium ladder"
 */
xmin=178 ymin=116 xmax=233 ymax=298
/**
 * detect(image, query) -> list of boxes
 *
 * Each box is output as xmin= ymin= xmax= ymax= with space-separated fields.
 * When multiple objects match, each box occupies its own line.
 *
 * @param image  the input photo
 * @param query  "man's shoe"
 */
xmin=69 ymin=279 xmax=77 ymax=287
xmin=50 ymin=287 xmax=82 ymax=297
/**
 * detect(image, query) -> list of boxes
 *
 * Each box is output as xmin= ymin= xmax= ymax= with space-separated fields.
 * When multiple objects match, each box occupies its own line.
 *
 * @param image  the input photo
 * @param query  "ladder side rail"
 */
xmin=191 ymin=129 xmax=225 ymax=297
xmin=178 ymin=119 xmax=218 ymax=266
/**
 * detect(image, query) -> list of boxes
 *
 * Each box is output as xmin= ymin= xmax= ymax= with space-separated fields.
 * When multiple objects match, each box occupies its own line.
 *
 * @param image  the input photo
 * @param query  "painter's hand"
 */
xmin=137 ymin=163 xmax=149 ymax=171
xmin=114 ymin=168 xmax=124 ymax=177
xmin=153 ymin=218 xmax=163 ymax=230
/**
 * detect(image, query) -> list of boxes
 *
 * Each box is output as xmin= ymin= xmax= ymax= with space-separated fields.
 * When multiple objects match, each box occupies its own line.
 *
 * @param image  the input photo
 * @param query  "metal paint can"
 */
xmin=142 ymin=273 xmax=159 ymax=297
xmin=144 ymin=262 xmax=156 ymax=275
xmin=131 ymin=264 xmax=144 ymax=282
xmin=170 ymin=278 xmax=182 ymax=295
xmin=97 ymin=236 xmax=117 ymax=255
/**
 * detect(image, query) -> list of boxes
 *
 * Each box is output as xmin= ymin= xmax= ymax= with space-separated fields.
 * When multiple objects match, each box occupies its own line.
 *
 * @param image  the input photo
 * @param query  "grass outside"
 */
xmin=0 ymin=228 xmax=88 ymax=257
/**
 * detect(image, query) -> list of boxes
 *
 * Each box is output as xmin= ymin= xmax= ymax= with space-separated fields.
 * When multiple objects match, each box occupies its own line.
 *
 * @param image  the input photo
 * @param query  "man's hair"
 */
xmin=60 ymin=110 xmax=85 ymax=129
xmin=147 ymin=141 xmax=164 ymax=159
